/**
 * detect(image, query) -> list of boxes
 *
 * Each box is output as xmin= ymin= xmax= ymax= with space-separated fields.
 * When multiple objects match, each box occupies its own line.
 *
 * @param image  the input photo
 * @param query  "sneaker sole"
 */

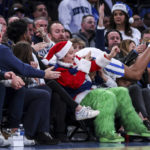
xmin=76 ymin=111 xmax=100 ymax=121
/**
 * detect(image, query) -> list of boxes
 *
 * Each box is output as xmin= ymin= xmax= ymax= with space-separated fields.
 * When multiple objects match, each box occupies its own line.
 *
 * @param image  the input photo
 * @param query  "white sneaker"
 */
xmin=0 ymin=132 xmax=10 ymax=147
xmin=24 ymin=136 xmax=35 ymax=146
xmin=75 ymin=106 xmax=100 ymax=120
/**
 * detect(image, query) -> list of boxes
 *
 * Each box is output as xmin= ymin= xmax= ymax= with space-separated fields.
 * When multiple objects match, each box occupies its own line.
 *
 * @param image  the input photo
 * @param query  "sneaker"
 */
xmin=75 ymin=106 xmax=100 ymax=121
xmin=0 ymin=131 xmax=10 ymax=147
xmin=24 ymin=136 xmax=35 ymax=146
xmin=55 ymin=133 xmax=70 ymax=143
xmin=100 ymin=134 xmax=125 ymax=143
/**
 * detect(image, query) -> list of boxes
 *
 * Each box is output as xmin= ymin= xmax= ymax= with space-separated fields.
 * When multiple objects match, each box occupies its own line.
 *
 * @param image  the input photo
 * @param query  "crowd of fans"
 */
xmin=0 ymin=0 xmax=150 ymax=147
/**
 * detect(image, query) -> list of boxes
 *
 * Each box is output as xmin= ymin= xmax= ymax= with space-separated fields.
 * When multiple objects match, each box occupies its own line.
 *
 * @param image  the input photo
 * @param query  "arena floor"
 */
xmin=2 ymin=142 xmax=150 ymax=150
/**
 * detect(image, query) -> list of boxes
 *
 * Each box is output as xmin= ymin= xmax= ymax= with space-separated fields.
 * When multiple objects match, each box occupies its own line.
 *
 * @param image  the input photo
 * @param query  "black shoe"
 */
xmin=55 ymin=133 xmax=70 ymax=142
xmin=143 ymin=120 xmax=150 ymax=131
xmin=35 ymin=132 xmax=59 ymax=145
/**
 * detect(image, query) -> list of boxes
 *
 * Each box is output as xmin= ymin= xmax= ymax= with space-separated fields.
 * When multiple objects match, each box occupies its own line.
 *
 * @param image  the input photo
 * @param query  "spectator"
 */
xmin=32 ymin=1 xmax=51 ymax=23
xmin=120 ymin=39 xmax=136 ymax=57
xmin=0 ymin=15 xmax=7 ymax=39
xmin=7 ymin=16 xmax=19 ymax=24
xmin=64 ymin=29 xmax=72 ymax=40
xmin=8 ymin=3 xmax=25 ymax=19
xmin=32 ymin=17 xmax=49 ymax=44
xmin=0 ymin=71 xmax=24 ymax=147
xmin=131 ymin=14 xmax=145 ymax=33
xmin=23 ymin=17 xmax=34 ymax=38
xmin=141 ymin=28 xmax=150 ymax=44
xmin=33 ymin=20 xmax=66 ymax=58
xmin=109 ymin=2 xmax=141 ymax=45
xmin=103 ymin=16 xmax=110 ymax=29
xmin=58 ymin=0 xmax=92 ymax=33
xmin=72 ymin=15 xmax=96 ymax=47
xmin=143 ymin=12 xmax=150 ymax=29
xmin=70 ymin=38 xmax=86 ymax=53
xmin=48 ymin=21 xmax=66 ymax=44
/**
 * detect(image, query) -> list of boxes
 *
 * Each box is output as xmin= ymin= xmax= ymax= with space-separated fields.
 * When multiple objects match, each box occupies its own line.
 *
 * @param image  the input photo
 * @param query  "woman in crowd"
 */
xmin=109 ymin=2 xmax=141 ymax=45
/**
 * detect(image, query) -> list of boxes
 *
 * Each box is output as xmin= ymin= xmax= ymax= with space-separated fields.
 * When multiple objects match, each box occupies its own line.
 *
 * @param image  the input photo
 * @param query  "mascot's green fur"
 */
xmin=81 ymin=87 xmax=150 ymax=143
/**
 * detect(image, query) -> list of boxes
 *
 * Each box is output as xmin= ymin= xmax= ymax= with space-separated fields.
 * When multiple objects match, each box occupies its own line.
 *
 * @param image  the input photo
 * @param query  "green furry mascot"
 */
xmin=81 ymin=87 xmax=150 ymax=143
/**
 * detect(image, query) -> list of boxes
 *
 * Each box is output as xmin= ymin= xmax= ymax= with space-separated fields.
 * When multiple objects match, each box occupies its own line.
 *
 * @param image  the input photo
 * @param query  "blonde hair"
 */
xmin=120 ymin=39 xmax=135 ymax=56
xmin=70 ymin=38 xmax=85 ymax=48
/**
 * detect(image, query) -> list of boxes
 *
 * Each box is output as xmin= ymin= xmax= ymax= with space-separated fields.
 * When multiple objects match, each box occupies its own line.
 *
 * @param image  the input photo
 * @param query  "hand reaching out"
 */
xmin=31 ymin=42 xmax=48 ymax=52
xmin=44 ymin=66 xmax=61 ymax=79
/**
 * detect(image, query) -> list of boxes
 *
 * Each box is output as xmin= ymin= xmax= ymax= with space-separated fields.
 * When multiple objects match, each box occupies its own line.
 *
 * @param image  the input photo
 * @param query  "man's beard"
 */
xmin=86 ymin=29 xmax=95 ymax=34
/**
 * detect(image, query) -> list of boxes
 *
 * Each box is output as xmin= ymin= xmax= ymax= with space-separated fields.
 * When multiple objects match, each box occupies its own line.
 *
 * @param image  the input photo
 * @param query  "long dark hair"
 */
xmin=109 ymin=11 xmax=132 ymax=37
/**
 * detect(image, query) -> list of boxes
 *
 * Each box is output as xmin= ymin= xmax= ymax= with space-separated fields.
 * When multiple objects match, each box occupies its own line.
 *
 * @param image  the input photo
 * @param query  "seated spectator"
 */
xmin=32 ymin=17 xmax=50 ymax=44
xmin=143 ymin=12 xmax=150 ymax=29
xmin=7 ymin=16 xmax=19 ymax=24
xmin=64 ymin=29 xmax=72 ymax=40
xmin=103 ymin=16 xmax=110 ymax=29
xmin=70 ymin=38 xmax=86 ymax=53
xmin=0 ymin=71 xmax=26 ymax=146
xmin=23 ymin=17 xmax=34 ymax=38
xmin=0 ymin=15 xmax=7 ymax=43
xmin=31 ymin=1 xmax=51 ymax=23
xmin=120 ymin=39 xmax=136 ymax=57
xmin=72 ymin=15 xmax=96 ymax=47
xmin=8 ymin=3 xmax=26 ymax=19
xmin=131 ymin=14 xmax=145 ymax=33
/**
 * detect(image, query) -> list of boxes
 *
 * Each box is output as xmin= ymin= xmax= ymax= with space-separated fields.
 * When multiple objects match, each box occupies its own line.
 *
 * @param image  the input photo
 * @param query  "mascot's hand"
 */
xmin=82 ymin=51 xmax=92 ymax=61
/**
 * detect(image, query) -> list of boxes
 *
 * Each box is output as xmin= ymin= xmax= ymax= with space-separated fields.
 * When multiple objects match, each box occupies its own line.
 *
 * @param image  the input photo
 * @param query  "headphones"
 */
xmin=105 ymin=29 xmax=123 ymax=47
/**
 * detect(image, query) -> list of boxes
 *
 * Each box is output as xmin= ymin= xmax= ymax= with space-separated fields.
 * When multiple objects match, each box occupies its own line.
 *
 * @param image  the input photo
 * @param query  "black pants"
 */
xmin=46 ymin=80 xmax=78 ymax=111
xmin=36 ymin=83 xmax=70 ymax=135
xmin=23 ymin=87 xmax=51 ymax=137
xmin=0 ymin=83 xmax=6 ymax=123
xmin=128 ymin=84 xmax=150 ymax=119
xmin=4 ymin=86 xmax=25 ymax=128
xmin=46 ymin=80 xmax=78 ymax=135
